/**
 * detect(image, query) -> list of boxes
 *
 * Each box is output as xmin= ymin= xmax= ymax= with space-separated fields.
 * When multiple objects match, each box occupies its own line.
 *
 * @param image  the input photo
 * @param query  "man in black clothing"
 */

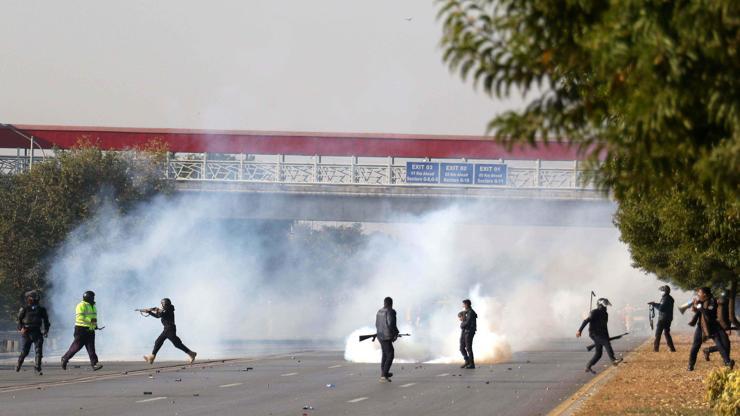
xmin=142 ymin=298 xmax=197 ymax=364
xmin=687 ymin=287 xmax=734 ymax=371
xmin=375 ymin=296 xmax=399 ymax=382
xmin=459 ymin=299 xmax=477 ymax=369
xmin=577 ymin=297 xmax=623 ymax=373
xmin=16 ymin=291 xmax=50 ymax=375
xmin=648 ymin=285 xmax=676 ymax=352
xmin=702 ymin=290 xmax=732 ymax=362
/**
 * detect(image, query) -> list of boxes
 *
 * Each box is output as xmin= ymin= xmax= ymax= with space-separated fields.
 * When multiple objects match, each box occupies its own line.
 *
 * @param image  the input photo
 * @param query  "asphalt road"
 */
xmin=0 ymin=337 xmax=644 ymax=416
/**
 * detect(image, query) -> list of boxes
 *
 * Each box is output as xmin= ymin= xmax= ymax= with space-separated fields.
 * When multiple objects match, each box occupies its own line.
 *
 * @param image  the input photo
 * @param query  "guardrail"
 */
xmin=1 ymin=154 xmax=597 ymax=190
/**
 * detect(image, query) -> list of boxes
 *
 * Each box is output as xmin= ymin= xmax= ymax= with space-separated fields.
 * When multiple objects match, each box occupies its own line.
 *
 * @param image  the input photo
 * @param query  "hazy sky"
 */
xmin=0 ymin=1 xmax=523 ymax=135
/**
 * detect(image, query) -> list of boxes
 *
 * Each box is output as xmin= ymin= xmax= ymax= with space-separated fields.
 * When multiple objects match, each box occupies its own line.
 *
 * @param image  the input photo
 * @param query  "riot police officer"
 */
xmin=142 ymin=298 xmax=197 ymax=365
xmin=459 ymin=299 xmax=477 ymax=369
xmin=61 ymin=290 xmax=103 ymax=371
xmin=577 ymin=298 xmax=623 ymax=373
xmin=376 ymin=297 xmax=399 ymax=382
xmin=16 ymin=291 xmax=50 ymax=375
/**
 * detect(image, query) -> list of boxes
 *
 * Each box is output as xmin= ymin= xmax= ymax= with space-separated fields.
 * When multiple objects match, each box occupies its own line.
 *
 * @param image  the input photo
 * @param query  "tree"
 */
xmin=0 ymin=141 xmax=170 ymax=320
xmin=437 ymin=0 xmax=739 ymax=319
xmin=437 ymin=0 xmax=739 ymax=201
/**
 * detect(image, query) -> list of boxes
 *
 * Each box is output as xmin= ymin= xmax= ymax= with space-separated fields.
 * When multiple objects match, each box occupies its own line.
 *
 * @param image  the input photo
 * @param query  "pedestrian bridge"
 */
xmin=0 ymin=124 xmax=613 ymax=226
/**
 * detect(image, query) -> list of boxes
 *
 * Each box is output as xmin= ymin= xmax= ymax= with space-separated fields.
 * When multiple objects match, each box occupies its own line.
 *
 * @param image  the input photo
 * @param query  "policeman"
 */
xmin=687 ymin=287 xmax=734 ymax=371
xmin=648 ymin=285 xmax=676 ymax=352
xmin=61 ymin=290 xmax=102 ymax=371
xmin=702 ymin=290 xmax=732 ymax=362
xmin=577 ymin=298 xmax=623 ymax=373
xmin=459 ymin=299 xmax=477 ymax=369
xmin=16 ymin=291 xmax=50 ymax=375
xmin=143 ymin=298 xmax=197 ymax=365
xmin=375 ymin=296 xmax=399 ymax=382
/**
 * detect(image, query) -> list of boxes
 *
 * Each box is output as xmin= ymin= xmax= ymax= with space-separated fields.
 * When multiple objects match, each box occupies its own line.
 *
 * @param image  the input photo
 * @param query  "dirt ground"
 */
xmin=573 ymin=331 xmax=739 ymax=415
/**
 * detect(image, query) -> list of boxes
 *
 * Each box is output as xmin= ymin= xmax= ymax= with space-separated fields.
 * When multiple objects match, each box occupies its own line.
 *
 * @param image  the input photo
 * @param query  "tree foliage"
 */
xmin=0 ymin=142 xmax=170 ymax=320
xmin=438 ymin=0 xmax=739 ymax=297
xmin=438 ymin=0 xmax=739 ymax=200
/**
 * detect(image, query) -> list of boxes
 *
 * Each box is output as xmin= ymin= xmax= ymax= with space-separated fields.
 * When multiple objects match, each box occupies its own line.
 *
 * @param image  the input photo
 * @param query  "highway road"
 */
xmin=0 ymin=337 xmax=644 ymax=416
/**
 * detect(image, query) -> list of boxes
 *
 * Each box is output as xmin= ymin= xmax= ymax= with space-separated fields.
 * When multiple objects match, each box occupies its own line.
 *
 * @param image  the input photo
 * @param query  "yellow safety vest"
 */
xmin=75 ymin=301 xmax=97 ymax=329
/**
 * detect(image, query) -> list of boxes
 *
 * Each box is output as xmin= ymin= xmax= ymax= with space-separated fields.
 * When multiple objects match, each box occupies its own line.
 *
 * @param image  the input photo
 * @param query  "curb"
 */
xmin=547 ymin=339 xmax=650 ymax=416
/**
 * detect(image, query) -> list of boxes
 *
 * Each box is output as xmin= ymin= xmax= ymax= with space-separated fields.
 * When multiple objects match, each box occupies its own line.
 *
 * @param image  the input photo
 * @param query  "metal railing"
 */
xmin=1 ymin=154 xmax=597 ymax=190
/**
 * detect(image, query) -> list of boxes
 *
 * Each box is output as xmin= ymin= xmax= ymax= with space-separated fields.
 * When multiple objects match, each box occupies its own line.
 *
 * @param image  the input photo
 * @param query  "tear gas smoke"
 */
xmin=47 ymin=194 xmax=687 ymax=362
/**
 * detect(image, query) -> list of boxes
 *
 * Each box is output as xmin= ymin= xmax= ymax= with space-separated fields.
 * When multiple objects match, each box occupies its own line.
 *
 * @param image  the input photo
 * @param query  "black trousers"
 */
xmin=653 ymin=319 xmax=675 ymax=351
xmin=587 ymin=334 xmax=616 ymax=368
xmin=152 ymin=326 xmax=192 ymax=355
xmin=460 ymin=330 xmax=475 ymax=364
xmin=62 ymin=326 xmax=99 ymax=365
xmin=689 ymin=326 xmax=731 ymax=366
xmin=18 ymin=328 xmax=44 ymax=369
xmin=379 ymin=340 xmax=394 ymax=377
xmin=704 ymin=331 xmax=732 ymax=358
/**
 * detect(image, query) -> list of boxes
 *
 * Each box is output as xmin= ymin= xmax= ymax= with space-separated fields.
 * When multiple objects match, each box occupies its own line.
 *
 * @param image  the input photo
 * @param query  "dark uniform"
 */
xmin=649 ymin=292 xmax=675 ymax=352
xmin=460 ymin=308 xmax=477 ymax=368
xmin=145 ymin=300 xmax=196 ymax=363
xmin=688 ymin=296 xmax=733 ymax=370
xmin=578 ymin=304 xmax=620 ymax=372
xmin=702 ymin=292 xmax=732 ymax=361
xmin=375 ymin=304 xmax=399 ymax=380
xmin=16 ymin=294 xmax=50 ymax=374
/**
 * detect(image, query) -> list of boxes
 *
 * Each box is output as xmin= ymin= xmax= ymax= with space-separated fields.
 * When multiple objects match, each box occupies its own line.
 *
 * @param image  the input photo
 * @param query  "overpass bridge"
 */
xmin=0 ymin=124 xmax=613 ymax=226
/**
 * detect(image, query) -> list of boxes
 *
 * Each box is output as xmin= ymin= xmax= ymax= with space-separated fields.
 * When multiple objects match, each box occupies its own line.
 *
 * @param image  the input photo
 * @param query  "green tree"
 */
xmin=0 ymin=142 xmax=169 ymax=321
xmin=437 ymin=0 xmax=739 ymax=317
xmin=437 ymin=0 xmax=738 ymax=200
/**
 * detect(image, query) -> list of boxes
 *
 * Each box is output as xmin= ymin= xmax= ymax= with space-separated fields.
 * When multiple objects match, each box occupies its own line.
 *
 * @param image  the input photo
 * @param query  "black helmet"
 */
xmin=161 ymin=298 xmax=172 ymax=308
xmin=659 ymin=285 xmax=670 ymax=294
xmin=83 ymin=290 xmax=95 ymax=304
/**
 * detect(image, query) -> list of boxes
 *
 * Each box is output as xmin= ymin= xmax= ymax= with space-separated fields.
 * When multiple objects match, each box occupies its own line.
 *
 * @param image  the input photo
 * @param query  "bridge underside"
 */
xmin=175 ymin=182 xmax=615 ymax=227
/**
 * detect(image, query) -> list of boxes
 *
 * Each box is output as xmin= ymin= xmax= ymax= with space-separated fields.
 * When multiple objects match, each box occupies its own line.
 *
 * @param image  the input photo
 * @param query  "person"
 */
xmin=142 ymin=298 xmax=197 ymax=365
xmin=16 ymin=291 xmax=50 ymax=375
xmin=577 ymin=298 xmax=623 ymax=373
xmin=61 ymin=290 xmax=102 ymax=371
xmin=702 ymin=290 xmax=732 ymax=361
xmin=648 ymin=285 xmax=676 ymax=352
xmin=687 ymin=287 xmax=734 ymax=371
xmin=459 ymin=299 xmax=477 ymax=369
xmin=375 ymin=296 xmax=399 ymax=382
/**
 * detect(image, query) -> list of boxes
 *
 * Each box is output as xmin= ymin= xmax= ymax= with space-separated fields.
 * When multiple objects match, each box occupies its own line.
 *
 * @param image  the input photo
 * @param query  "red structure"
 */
xmin=0 ymin=124 xmax=585 ymax=160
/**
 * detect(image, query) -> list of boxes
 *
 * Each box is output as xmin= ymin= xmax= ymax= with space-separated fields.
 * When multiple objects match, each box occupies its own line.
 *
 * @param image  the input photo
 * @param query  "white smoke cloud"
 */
xmin=47 ymin=193 xmax=689 ymax=363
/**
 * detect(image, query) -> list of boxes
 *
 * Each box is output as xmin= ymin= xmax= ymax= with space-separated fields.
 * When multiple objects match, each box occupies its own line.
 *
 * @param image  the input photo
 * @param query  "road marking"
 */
xmin=400 ymin=382 xmax=417 ymax=388
xmin=281 ymin=372 xmax=298 ymax=376
xmin=328 ymin=364 xmax=342 ymax=368
xmin=219 ymin=383 xmax=242 ymax=388
xmin=347 ymin=397 xmax=368 ymax=403
xmin=436 ymin=373 xmax=450 ymax=377
xmin=136 ymin=397 xmax=167 ymax=403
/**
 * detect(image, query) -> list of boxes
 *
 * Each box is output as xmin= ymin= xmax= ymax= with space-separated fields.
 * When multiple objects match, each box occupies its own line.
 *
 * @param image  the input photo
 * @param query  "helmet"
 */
xmin=25 ymin=290 xmax=40 ymax=303
xmin=659 ymin=285 xmax=670 ymax=294
xmin=597 ymin=298 xmax=612 ymax=307
xmin=83 ymin=290 xmax=95 ymax=304
xmin=161 ymin=298 xmax=172 ymax=308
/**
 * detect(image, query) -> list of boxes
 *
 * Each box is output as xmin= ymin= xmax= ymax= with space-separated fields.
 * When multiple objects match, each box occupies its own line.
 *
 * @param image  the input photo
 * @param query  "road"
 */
xmin=0 ymin=337 xmax=644 ymax=416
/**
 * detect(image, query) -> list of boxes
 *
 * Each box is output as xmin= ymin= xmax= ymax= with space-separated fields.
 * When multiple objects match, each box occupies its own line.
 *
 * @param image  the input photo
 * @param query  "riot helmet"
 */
xmin=161 ymin=298 xmax=172 ymax=308
xmin=597 ymin=298 xmax=612 ymax=308
xmin=25 ymin=290 xmax=40 ymax=304
xmin=659 ymin=285 xmax=670 ymax=294
xmin=83 ymin=290 xmax=96 ymax=304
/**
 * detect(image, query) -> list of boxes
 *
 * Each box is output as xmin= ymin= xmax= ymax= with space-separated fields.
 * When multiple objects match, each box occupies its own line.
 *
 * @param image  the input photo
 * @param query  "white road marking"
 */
xmin=136 ymin=397 xmax=167 ymax=403
xmin=281 ymin=372 xmax=298 ymax=376
xmin=347 ymin=397 xmax=368 ymax=403
xmin=400 ymin=382 xmax=417 ymax=388
xmin=328 ymin=364 xmax=342 ymax=369
xmin=436 ymin=373 xmax=450 ymax=377
xmin=219 ymin=383 xmax=242 ymax=388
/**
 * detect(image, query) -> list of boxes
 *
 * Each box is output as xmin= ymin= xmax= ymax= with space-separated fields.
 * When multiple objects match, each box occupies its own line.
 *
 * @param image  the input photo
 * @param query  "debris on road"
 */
xmin=326 ymin=384 xmax=336 ymax=388
xmin=143 ymin=392 xmax=152 ymax=395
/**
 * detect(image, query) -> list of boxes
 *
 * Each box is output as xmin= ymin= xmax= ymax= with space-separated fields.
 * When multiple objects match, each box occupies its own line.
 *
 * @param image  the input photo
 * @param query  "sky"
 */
xmin=0 ymin=0 xmax=524 ymax=135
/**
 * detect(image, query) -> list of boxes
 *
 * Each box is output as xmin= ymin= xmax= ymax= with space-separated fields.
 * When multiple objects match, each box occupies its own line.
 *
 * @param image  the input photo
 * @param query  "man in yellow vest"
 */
xmin=61 ymin=290 xmax=102 ymax=371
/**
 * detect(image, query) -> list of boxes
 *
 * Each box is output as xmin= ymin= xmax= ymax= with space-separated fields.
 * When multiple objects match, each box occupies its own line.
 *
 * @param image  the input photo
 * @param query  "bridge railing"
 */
xmin=1 ymin=154 xmax=598 ymax=190
xmin=165 ymin=155 xmax=598 ymax=190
